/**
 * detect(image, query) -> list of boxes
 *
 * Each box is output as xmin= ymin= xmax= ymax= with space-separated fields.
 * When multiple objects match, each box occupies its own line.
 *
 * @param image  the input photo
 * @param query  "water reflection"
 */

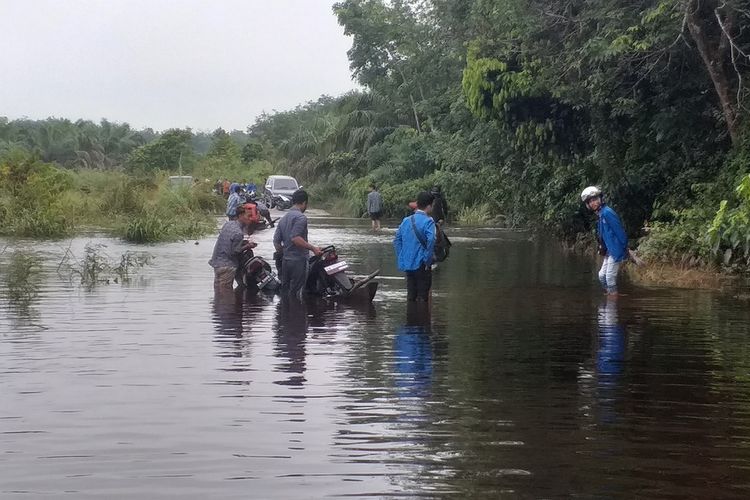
xmin=5 ymin=228 xmax=750 ymax=498
xmin=394 ymin=303 xmax=433 ymax=399
xmin=596 ymin=298 xmax=626 ymax=424
xmin=274 ymin=297 xmax=309 ymax=387
xmin=211 ymin=288 xmax=267 ymax=367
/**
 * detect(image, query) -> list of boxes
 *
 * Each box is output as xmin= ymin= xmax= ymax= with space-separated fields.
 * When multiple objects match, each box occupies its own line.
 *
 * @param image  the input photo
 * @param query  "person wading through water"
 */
xmin=367 ymin=183 xmax=383 ymax=230
xmin=393 ymin=191 xmax=436 ymax=302
xmin=581 ymin=186 xmax=628 ymax=299
xmin=209 ymin=204 xmax=257 ymax=289
xmin=430 ymin=185 xmax=448 ymax=226
xmin=273 ymin=190 xmax=322 ymax=299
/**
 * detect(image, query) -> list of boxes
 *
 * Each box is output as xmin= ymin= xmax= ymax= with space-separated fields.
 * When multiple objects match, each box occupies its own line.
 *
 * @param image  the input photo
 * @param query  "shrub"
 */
xmin=457 ymin=203 xmax=493 ymax=226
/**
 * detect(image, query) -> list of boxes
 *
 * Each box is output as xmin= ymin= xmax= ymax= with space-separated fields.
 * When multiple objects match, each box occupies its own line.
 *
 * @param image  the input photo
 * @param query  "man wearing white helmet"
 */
xmin=581 ymin=186 xmax=628 ymax=298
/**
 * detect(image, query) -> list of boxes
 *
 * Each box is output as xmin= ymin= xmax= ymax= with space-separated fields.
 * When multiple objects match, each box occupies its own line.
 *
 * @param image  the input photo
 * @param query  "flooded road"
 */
xmin=2 ymin=213 xmax=750 ymax=498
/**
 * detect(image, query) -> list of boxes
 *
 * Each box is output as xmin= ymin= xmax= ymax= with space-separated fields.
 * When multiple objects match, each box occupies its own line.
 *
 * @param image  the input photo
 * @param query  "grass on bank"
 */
xmin=0 ymin=150 xmax=224 ymax=242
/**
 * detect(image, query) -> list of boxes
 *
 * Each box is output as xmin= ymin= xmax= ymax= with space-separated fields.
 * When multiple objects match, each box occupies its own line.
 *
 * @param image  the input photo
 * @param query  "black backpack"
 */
xmin=410 ymin=216 xmax=452 ymax=262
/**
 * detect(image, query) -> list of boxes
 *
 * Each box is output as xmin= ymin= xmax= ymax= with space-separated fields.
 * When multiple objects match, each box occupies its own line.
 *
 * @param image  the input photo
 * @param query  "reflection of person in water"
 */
xmin=394 ymin=303 xmax=433 ymax=399
xmin=211 ymin=288 xmax=247 ymax=359
xmin=596 ymin=298 xmax=625 ymax=423
xmin=274 ymin=296 xmax=309 ymax=386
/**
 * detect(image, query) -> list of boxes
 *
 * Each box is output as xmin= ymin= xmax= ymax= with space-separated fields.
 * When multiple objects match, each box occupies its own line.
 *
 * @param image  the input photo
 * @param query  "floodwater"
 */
xmin=2 ymin=212 xmax=750 ymax=499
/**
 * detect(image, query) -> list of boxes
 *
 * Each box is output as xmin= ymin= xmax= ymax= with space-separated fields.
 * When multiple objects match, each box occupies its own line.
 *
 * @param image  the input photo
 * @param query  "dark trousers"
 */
xmin=406 ymin=266 xmax=432 ymax=302
xmin=281 ymin=258 xmax=308 ymax=299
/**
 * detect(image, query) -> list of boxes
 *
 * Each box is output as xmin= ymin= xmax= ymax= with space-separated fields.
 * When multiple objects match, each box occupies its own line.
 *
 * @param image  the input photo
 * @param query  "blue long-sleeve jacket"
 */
xmin=393 ymin=211 xmax=435 ymax=271
xmin=226 ymin=192 xmax=241 ymax=217
xmin=597 ymin=205 xmax=628 ymax=262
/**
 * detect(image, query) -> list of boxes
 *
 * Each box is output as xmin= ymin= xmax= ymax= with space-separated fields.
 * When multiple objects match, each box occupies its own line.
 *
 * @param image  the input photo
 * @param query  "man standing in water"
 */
xmin=581 ymin=186 xmax=628 ymax=298
xmin=209 ymin=204 xmax=257 ymax=289
xmin=367 ymin=183 xmax=383 ymax=230
xmin=394 ymin=191 xmax=436 ymax=302
xmin=273 ymin=190 xmax=322 ymax=299
xmin=430 ymin=185 xmax=448 ymax=226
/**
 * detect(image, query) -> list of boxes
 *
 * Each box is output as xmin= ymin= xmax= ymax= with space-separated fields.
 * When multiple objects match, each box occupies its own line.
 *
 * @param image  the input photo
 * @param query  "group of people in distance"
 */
xmin=215 ymin=178 xmax=257 ymax=199
xmin=224 ymin=182 xmax=274 ymax=228
xmin=209 ymin=181 xmax=626 ymax=303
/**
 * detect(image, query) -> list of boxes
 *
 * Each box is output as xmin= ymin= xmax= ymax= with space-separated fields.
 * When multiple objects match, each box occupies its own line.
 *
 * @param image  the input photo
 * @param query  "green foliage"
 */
xmin=118 ymin=184 xmax=218 ymax=243
xmin=457 ymin=203 xmax=493 ymax=226
xmin=241 ymin=141 xmax=263 ymax=163
xmin=126 ymin=129 xmax=193 ymax=173
xmin=0 ymin=149 xmax=74 ymax=237
xmin=208 ymin=128 xmax=242 ymax=161
xmin=58 ymin=243 xmax=153 ymax=286
xmin=638 ymin=208 xmax=713 ymax=267
xmin=191 ymin=157 xmax=274 ymax=187
xmin=707 ymin=175 xmax=750 ymax=268
xmin=1 ymin=250 xmax=43 ymax=313
xmin=0 ymin=147 xmax=222 ymax=241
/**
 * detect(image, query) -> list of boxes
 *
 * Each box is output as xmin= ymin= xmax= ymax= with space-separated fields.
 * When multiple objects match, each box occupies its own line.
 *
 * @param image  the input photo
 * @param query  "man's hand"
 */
xmin=311 ymin=246 xmax=322 ymax=257
xmin=242 ymin=241 xmax=257 ymax=250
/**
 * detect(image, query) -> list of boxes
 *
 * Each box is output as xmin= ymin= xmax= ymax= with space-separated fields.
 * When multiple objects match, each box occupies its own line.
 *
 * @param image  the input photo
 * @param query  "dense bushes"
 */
xmin=0 ymin=149 xmax=221 ymax=242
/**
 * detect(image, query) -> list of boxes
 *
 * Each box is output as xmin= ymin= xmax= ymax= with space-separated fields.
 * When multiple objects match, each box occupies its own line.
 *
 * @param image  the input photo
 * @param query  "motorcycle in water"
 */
xmin=240 ymin=198 xmax=276 ymax=233
xmin=265 ymin=193 xmax=292 ymax=210
xmin=238 ymin=248 xmax=281 ymax=294
xmin=305 ymin=245 xmax=379 ymax=303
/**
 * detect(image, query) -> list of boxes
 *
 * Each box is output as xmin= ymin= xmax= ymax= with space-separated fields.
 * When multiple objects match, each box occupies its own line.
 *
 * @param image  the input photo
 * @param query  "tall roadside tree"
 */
xmin=126 ymin=129 xmax=193 ymax=173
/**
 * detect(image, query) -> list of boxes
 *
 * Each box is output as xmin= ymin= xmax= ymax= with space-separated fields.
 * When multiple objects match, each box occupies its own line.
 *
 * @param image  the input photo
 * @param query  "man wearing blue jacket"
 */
xmin=394 ymin=191 xmax=436 ymax=302
xmin=581 ymin=186 xmax=628 ymax=298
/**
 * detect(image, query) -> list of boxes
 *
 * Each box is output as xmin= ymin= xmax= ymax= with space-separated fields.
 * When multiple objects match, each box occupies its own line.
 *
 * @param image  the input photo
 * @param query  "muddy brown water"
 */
xmin=2 ymin=213 xmax=750 ymax=498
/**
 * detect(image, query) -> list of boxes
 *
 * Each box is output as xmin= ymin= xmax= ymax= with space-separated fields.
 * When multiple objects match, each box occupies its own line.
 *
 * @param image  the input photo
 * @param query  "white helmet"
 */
xmin=581 ymin=186 xmax=602 ymax=203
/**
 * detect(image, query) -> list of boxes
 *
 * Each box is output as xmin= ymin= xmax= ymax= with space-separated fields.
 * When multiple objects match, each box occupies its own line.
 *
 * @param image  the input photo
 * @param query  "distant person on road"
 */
xmin=393 ymin=191 xmax=436 ymax=302
xmin=246 ymin=191 xmax=274 ymax=227
xmin=273 ymin=190 xmax=322 ymax=299
xmin=226 ymin=183 xmax=242 ymax=220
xmin=367 ymin=183 xmax=383 ymax=230
xmin=209 ymin=204 xmax=257 ymax=289
xmin=430 ymin=185 xmax=448 ymax=225
xmin=581 ymin=186 xmax=628 ymax=298
xmin=222 ymin=179 xmax=231 ymax=199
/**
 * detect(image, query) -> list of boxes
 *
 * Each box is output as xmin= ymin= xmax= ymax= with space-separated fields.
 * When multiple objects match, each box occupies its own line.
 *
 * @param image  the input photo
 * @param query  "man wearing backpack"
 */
xmin=393 ymin=191 xmax=435 ymax=302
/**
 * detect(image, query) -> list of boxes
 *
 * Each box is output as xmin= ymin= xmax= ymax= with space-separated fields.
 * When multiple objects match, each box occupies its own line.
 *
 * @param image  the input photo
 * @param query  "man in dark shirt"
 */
xmin=273 ymin=190 xmax=322 ymax=299
xmin=367 ymin=183 xmax=383 ymax=230
xmin=430 ymin=185 xmax=448 ymax=225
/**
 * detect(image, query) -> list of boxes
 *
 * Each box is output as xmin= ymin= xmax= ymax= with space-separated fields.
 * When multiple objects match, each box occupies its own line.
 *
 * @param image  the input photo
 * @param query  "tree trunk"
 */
xmin=685 ymin=0 xmax=739 ymax=143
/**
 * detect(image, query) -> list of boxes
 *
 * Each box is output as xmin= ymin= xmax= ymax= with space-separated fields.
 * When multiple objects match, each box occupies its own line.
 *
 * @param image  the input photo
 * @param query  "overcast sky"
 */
xmin=0 ymin=0 xmax=357 ymax=131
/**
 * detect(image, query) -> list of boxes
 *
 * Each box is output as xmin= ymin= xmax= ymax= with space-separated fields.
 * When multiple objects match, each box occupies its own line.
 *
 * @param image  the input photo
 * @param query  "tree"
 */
xmin=207 ymin=128 xmax=241 ymax=161
xmin=126 ymin=129 xmax=193 ymax=173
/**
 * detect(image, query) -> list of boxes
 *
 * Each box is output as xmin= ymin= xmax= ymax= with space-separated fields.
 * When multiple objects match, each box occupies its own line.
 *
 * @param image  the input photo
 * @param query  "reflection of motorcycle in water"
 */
xmin=305 ymin=245 xmax=379 ymax=303
xmin=238 ymin=249 xmax=281 ymax=294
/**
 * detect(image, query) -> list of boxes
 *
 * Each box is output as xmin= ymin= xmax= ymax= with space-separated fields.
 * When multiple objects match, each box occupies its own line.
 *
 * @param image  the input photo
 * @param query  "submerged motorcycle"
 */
xmin=238 ymin=245 xmax=379 ymax=303
xmin=265 ymin=193 xmax=292 ymax=210
xmin=238 ymin=248 xmax=281 ymax=294
xmin=305 ymin=245 xmax=379 ymax=303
